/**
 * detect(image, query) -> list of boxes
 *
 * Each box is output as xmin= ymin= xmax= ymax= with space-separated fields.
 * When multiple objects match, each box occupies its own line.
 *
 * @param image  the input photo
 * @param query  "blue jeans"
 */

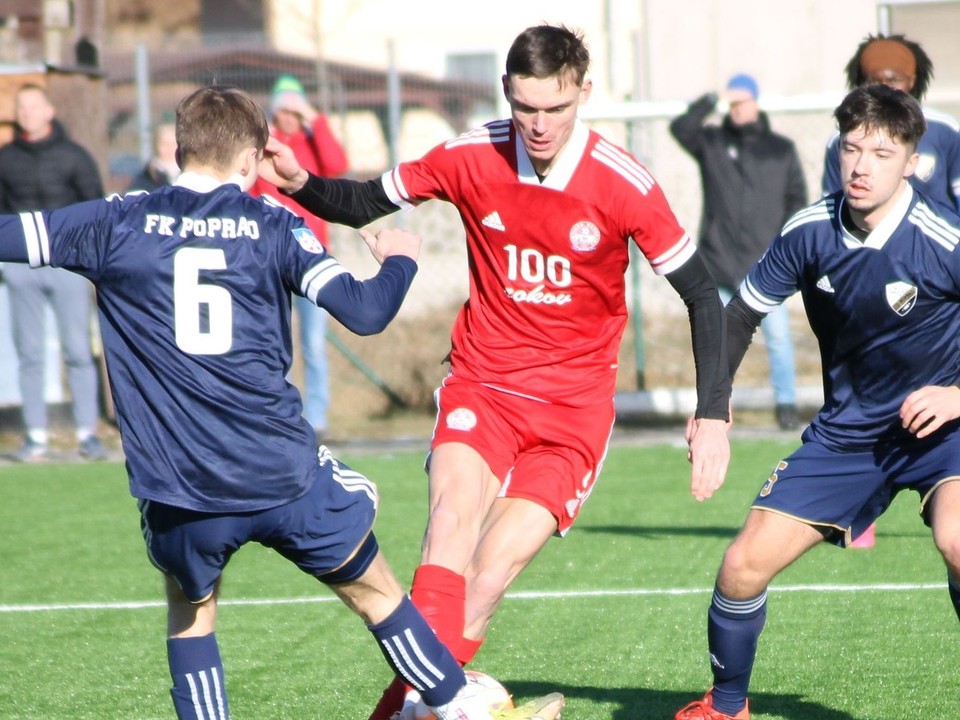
xmin=719 ymin=285 xmax=796 ymax=405
xmin=295 ymin=295 xmax=329 ymax=431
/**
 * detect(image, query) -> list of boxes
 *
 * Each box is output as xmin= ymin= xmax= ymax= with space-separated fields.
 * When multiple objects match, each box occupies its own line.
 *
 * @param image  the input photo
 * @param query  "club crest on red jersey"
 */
xmin=292 ymin=227 xmax=324 ymax=254
xmin=569 ymin=220 xmax=600 ymax=252
xmin=446 ymin=407 xmax=477 ymax=431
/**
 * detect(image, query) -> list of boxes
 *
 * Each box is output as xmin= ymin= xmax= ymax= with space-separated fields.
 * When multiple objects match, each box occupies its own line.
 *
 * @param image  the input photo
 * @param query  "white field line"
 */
xmin=0 ymin=582 xmax=946 ymax=614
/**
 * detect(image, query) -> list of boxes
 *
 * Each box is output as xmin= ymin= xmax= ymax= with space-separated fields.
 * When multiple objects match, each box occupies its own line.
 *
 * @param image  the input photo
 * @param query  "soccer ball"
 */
xmin=406 ymin=670 xmax=514 ymax=719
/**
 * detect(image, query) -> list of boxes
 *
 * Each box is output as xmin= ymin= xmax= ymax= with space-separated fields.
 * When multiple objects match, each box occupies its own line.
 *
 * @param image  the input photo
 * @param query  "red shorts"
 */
xmin=430 ymin=376 xmax=615 ymax=534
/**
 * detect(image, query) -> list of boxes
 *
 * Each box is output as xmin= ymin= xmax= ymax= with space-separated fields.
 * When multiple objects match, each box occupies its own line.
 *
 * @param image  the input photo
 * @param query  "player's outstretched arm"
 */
xmin=900 ymin=385 xmax=960 ymax=438
xmin=315 ymin=229 xmax=421 ymax=336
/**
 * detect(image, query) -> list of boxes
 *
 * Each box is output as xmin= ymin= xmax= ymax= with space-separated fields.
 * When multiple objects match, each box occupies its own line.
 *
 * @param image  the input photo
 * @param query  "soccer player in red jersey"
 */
xmin=260 ymin=23 xmax=731 ymax=719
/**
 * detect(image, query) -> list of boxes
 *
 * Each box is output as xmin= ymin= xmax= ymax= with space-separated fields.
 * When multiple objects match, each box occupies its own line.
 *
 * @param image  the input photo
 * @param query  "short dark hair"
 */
xmin=845 ymin=33 xmax=933 ymax=101
xmin=835 ymin=84 xmax=926 ymax=151
xmin=505 ymin=24 xmax=590 ymax=88
xmin=175 ymin=86 xmax=269 ymax=172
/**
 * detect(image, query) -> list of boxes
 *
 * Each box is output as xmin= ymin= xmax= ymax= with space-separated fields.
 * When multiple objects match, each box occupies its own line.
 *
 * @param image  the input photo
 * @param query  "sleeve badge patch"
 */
xmin=292 ymin=227 xmax=324 ymax=254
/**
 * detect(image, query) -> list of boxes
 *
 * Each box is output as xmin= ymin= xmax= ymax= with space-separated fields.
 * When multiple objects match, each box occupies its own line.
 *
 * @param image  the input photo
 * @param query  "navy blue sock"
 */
xmin=167 ymin=634 xmax=229 ymax=720
xmin=948 ymin=574 xmax=960 ymax=623
xmin=707 ymin=586 xmax=767 ymax=716
xmin=368 ymin=596 xmax=465 ymax=707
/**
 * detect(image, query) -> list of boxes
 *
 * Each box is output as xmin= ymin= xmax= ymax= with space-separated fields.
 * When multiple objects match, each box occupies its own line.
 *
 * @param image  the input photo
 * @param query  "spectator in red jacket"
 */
xmin=251 ymin=74 xmax=348 ymax=442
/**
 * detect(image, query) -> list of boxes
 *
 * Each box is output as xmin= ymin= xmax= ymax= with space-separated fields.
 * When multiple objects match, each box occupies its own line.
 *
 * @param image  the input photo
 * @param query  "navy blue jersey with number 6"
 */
xmin=0 ymin=173 xmax=416 ymax=511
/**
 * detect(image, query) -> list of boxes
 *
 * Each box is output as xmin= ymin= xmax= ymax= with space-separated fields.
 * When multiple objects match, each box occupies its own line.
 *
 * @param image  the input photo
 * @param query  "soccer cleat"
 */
xmin=675 ymin=690 xmax=749 ymax=720
xmin=79 ymin=436 xmax=108 ymax=461
xmin=11 ymin=438 xmax=47 ymax=463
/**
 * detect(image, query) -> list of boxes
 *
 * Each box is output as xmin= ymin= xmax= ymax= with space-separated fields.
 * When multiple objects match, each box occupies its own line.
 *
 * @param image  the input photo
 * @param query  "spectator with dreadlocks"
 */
xmin=822 ymin=33 xmax=960 ymax=213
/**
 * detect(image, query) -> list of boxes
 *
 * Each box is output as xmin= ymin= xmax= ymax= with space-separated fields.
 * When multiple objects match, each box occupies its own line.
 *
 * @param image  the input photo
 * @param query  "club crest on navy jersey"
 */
xmin=569 ymin=220 xmax=600 ymax=252
xmin=885 ymin=281 xmax=918 ymax=316
xmin=292 ymin=226 xmax=324 ymax=254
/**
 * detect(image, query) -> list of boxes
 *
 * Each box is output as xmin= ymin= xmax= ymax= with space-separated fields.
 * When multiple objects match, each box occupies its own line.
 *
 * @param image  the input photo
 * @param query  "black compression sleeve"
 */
xmin=288 ymin=174 xmax=397 ymax=228
xmin=665 ymin=253 xmax=730 ymax=420
xmin=725 ymin=294 xmax=765 ymax=378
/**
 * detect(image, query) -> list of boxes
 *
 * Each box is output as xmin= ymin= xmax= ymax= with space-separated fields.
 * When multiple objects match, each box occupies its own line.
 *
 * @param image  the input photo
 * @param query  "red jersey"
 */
xmin=382 ymin=119 xmax=695 ymax=406
xmin=251 ymin=115 xmax=348 ymax=248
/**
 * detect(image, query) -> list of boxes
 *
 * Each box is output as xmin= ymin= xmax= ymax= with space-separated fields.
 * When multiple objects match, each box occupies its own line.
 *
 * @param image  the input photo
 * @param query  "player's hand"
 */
xmin=900 ymin=385 xmax=960 ymax=438
xmin=687 ymin=417 xmax=730 ymax=502
xmin=359 ymin=227 xmax=421 ymax=265
xmin=259 ymin=137 xmax=309 ymax=192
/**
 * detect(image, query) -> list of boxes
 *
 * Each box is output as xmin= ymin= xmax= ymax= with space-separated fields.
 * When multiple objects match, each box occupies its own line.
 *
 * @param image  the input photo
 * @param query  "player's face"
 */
xmin=15 ymin=88 xmax=55 ymax=140
xmin=503 ymin=73 xmax=591 ymax=176
xmin=839 ymin=123 xmax=919 ymax=230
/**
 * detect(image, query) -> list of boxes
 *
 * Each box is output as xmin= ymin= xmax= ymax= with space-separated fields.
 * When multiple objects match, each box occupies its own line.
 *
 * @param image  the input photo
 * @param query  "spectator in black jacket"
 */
xmin=0 ymin=83 xmax=106 ymax=461
xmin=670 ymin=73 xmax=808 ymax=431
xmin=126 ymin=121 xmax=179 ymax=192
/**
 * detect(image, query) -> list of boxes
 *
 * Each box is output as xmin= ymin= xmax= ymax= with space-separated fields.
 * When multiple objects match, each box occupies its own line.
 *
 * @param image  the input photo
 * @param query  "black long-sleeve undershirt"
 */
xmin=288 ymin=174 xmax=395 ymax=228
xmin=665 ymin=252 xmax=731 ymax=420
xmin=724 ymin=293 xmax=766 ymax=380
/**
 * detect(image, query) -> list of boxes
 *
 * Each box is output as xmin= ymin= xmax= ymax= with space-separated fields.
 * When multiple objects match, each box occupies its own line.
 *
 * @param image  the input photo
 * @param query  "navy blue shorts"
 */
xmin=752 ymin=427 xmax=960 ymax=547
xmin=139 ymin=448 xmax=379 ymax=602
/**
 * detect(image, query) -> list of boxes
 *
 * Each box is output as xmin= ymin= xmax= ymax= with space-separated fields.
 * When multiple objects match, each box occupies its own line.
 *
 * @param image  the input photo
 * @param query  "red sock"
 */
xmin=457 ymin=636 xmax=484 ymax=666
xmin=410 ymin=564 xmax=466 ymax=653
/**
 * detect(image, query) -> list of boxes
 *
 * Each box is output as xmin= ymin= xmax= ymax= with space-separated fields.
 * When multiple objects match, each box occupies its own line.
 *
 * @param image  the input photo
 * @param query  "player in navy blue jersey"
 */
xmin=0 ymin=85 xmax=562 ymax=720
xmin=676 ymin=85 xmax=960 ymax=720
xmin=675 ymin=84 xmax=960 ymax=720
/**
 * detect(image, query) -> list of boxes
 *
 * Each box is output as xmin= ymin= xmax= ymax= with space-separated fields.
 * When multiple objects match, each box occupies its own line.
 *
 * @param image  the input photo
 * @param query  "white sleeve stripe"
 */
xmin=381 ymin=168 xmax=415 ymax=211
xmin=740 ymin=277 xmax=781 ymax=313
xmin=20 ymin=211 xmax=49 ymax=267
xmin=301 ymin=259 xmax=348 ymax=303
xmin=648 ymin=233 xmax=695 ymax=275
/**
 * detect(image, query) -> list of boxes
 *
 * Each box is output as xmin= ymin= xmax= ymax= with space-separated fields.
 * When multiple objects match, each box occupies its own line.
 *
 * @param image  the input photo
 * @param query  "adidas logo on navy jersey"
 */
xmin=816 ymin=275 xmax=835 ymax=294
xmin=481 ymin=211 xmax=505 ymax=231
xmin=886 ymin=281 xmax=918 ymax=316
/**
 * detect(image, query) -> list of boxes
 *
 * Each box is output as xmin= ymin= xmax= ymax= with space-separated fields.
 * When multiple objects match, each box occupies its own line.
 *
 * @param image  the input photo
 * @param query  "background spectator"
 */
xmin=0 ymin=83 xmax=106 ymax=461
xmin=126 ymin=119 xmax=179 ymax=192
xmin=670 ymin=73 xmax=808 ymax=431
xmin=251 ymin=74 xmax=348 ymax=442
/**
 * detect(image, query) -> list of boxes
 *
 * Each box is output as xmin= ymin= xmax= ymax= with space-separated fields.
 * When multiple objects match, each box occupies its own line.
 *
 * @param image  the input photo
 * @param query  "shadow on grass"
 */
xmin=505 ymin=682 xmax=858 ymax=719
xmin=581 ymin=524 xmax=741 ymax=539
